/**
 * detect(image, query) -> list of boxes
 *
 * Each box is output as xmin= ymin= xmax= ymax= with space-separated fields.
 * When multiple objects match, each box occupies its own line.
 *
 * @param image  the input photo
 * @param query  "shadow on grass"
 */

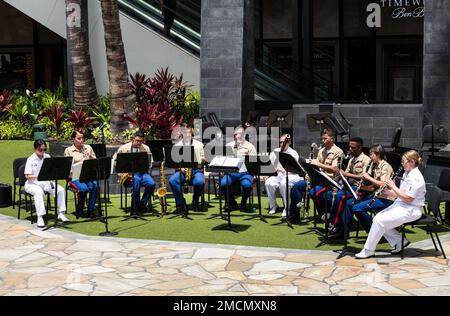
xmin=211 ymin=223 xmax=251 ymax=233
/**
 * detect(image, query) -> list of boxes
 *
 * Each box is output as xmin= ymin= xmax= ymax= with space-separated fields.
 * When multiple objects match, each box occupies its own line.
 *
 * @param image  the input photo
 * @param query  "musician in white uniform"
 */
xmin=265 ymin=134 xmax=301 ymax=217
xmin=24 ymin=139 xmax=68 ymax=228
xmin=355 ymin=150 xmax=426 ymax=259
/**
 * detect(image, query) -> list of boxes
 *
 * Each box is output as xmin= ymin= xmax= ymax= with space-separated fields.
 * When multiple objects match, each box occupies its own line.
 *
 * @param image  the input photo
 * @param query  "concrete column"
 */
xmin=423 ymin=0 xmax=450 ymax=129
xmin=200 ymin=0 xmax=254 ymax=123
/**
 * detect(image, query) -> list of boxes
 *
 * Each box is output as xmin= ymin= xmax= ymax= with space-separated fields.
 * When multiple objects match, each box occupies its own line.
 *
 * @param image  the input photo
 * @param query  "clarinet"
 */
xmin=367 ymin=166 xmax=404 ymax=207
xmin=352 ymin=161 xmax=373 ymax=204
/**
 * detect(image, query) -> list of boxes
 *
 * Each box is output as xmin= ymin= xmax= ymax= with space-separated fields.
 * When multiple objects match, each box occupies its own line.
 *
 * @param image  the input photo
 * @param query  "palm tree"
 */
xmin=65 ymin=0 xmax=99 ymax=110
xmin=100 ymin=0 xmax=132 ymax=136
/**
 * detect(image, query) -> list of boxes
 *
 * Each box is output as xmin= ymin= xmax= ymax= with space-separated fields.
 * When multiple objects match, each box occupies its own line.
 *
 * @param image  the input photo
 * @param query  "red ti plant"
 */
xmin=0 ymin=89 xmax=13 ymax=116
xmin=122 ymin=102 xmax=159 ymax=136
xmin=46 ymin=104 xmax=66 ymax=132
xmin=67 ymin=110 xmax=96 ymax=132
xmin=129 ymin=72 xmax=150 ymax=106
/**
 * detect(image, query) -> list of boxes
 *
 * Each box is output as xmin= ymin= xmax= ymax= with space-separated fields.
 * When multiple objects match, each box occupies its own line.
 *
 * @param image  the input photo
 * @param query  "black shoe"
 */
xmin=191 ymin=202 xmax=201 ymax=212
xmin=227 ymin=199 xmax=238 ymax=211
xmin=287 ymin=216 xmax=300 ymax=224
xmin=75 ymin=210 xmax=84 ymax=219
xmin=240 ymin=202 xmax=250 ymax=213
xmin=90 ymin=211 xmax=101 ymax=220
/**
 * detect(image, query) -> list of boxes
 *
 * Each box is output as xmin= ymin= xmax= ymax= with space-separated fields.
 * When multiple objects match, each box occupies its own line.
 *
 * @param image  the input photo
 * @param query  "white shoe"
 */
xmin=281 ymin=210 xmax=287 ymax=217
xmin=269 ymin=209 xmax=277 ymax=215
xmin=37 ymin=216 xmax=46 ymax=228
xmin=355 ymin=249 xmax=375 ymax=259
xmin=321 ymin=213 xmax=331 ymax=221
xmin=391 ymin=240 xmax=410 ymax=254
xmin=58 ymin=213 xmax=70 ymax=223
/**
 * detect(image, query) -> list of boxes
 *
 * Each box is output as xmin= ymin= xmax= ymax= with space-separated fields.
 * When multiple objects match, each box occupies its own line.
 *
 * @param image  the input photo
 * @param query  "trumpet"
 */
xmin=367 ymin=166 xmax=404 ymax=208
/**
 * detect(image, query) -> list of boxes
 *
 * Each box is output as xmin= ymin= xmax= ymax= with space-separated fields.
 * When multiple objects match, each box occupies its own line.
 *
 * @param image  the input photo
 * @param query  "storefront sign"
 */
xmin=367 ymin=0 xmax=424 ymax=27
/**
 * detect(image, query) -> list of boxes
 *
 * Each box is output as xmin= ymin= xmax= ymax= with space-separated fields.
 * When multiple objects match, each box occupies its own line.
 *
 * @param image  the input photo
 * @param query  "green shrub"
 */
xmin=121 ymin=127 xmax=140 ymax=142
xmin=0 ymin=120 xmax=33 ymax=140
xmin=91 ymin=123 xmax=114 ymax=143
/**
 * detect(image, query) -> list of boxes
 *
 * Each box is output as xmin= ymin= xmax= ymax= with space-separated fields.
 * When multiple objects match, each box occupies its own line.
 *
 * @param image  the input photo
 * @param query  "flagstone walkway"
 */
xmin=0 ymin=214 xmax=449 ymax=296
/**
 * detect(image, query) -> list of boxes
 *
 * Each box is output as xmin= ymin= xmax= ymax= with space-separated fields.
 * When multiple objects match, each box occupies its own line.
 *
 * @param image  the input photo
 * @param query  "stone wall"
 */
xmin=423 ymin=0 xmax=450 ymax=130
xmin=200 ymin=0 xmax=254 ymax=122
xmin=292 ymin=104 xmax=423 ymax=156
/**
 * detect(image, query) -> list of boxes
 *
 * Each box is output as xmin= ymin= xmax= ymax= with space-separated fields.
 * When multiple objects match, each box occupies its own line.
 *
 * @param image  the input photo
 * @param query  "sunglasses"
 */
xmin=37 ymin=147 xmax=47 ymax=152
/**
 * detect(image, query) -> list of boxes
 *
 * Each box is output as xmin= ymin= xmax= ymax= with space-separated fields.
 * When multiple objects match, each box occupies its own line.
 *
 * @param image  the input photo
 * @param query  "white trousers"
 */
xmin=24 ymin=181 xmax=66 ymax=217
xmin=364 ymin=201 xmax=422 ymax=251
xmin=265 ymin=174 xmax=301 ymax=211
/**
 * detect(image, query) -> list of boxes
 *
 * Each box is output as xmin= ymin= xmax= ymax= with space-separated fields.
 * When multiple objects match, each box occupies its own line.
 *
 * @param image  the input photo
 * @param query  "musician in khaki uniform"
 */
xmin=328 ymin=137 xmax=371 ymax=239
xmin=348 ymin=144 xmax=395 ymax=234
xmin=169 ymin=124 xmax=205 ymax=214
xmin=307 ymin=128 xmax=345 ymax=218
xmin=287 ymin=128 xmax=344 ymax=222
xmin=220 ymin=125 xmax=257 ymax=212
xmin=113 ymin=131 xmax=155 ymax=215
xmin=64 ymin=130 xmax=98 ymax=219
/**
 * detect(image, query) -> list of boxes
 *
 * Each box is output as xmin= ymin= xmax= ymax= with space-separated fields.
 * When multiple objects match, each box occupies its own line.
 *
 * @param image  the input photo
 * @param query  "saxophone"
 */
xmin=157 ymin=161 xmax=168 ymax=215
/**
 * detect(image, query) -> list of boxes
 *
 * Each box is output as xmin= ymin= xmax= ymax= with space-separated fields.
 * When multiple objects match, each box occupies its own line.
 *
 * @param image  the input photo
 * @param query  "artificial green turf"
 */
xmin=0 ymin=140 xmax=448 ymax=252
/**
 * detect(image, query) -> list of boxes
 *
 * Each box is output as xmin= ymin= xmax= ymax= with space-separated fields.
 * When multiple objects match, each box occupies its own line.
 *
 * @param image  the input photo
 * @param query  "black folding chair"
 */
xmin=400 ymin=186 xmax=447 ymax=259
xmin=12 ymin=157 xmax=28 ymax=209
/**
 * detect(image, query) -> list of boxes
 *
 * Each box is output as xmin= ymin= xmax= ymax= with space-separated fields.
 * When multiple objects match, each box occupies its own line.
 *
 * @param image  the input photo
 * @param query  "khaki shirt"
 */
xmin=317 ymin=144 xmax=344 ymax=177
xmin=175 ymin=139 xmax=205 ymax=163
xmin=226 ymin=140 xmax=257 ymax=156
xmin=373 ymin=159 xmax=394 ymax=201
xmin=345 ymin=152 xmax=372 ymax=176
xmin=113 ymin=142 xmax=151 ymax=161
xmin=64 ymin=144 xmax=96 ymax=164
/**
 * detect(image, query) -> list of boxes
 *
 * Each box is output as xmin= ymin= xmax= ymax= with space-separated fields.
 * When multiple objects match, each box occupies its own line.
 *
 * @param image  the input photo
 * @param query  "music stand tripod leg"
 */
xmin=100 ymin=174 xmax=117 ymax=236
xmin=336 ymin=196 xmax=352 ymax=259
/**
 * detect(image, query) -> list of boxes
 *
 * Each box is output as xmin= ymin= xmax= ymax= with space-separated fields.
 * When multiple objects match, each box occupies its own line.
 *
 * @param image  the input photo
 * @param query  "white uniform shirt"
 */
xmin=24 ymin=153 xmax=50 ymax=185
xmin=396 ymin=167 xmax=426 ymax=207
xmin=269 ymin=147 xmax=300 ymax=176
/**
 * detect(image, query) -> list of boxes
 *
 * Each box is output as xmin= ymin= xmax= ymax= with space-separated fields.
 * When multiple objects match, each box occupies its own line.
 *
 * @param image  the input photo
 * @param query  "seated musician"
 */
xmin=113 ymin=130 xmax=155 ymax=214
xmin=265 ymin=134 xmax=301 ymax=217
xmin=348 ymin=144 xmax=395 ymax=234
xmin=169 ymin=124 xmax=205 ymax=214
xmin=328 ymin=137 xmax=371 ymax=239
xmin=64 ymin=130 xmax=99 ymax=219
xmin=24 ymin=140 xmax=68 ymax=228
xmin=220 ymin=125 xmax=257 ymax=212
xmin=288 ymin=128 xmax=344 ymax=223
xmin=356 ymin=150 xmax=425 ymax=259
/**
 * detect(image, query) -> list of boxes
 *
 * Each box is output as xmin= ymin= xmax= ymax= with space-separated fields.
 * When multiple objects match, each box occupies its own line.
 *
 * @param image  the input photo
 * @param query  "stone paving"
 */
xmin=0 ymin=214 xmax=449 ymax=296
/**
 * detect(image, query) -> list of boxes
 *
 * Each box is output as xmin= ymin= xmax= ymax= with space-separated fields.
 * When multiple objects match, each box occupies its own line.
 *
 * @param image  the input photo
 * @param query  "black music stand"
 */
xmin=204 ymin=145 xmax=235 ymax=219
xmin=274 ymin=152 xmax=306 ymax=229
xmin=146 ymin=140 xmax=173 ymax=163
xmin=268 ymin=110 xmax=293 ymax=136
xmin=334 ymin=170 xmax=358 ymax=258
xmin=116 ymin=152 xmax=149 ymax=221
xmin=164 ymin=145 xmax=199 ymax=219
xmin=37 ymin=157 xmax=73 ymax=230
xmin=307 ymin=112 xmax=331 ymax=133
xmin=206 ymin=155 xmax=242 ymax=231
xmin=79 ymin=157 xmax=116 ymax=236
xmin=299 ymin=159 xmax=342 ymax=246
xmin=91 ymin=143 xmax=111 ymax=204
xmin=244 ymin=155 xmax=276 ymax=223
xmin=245 ymin=111 xmax=262 ymax=128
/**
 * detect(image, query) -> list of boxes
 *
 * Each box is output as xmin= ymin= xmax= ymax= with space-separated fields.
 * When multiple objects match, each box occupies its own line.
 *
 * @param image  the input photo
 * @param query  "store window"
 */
xmin=314 ymin=0 xmax=339 ymax=38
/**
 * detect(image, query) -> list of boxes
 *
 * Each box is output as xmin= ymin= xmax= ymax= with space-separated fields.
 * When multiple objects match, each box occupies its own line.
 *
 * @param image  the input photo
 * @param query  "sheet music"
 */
xmin=210 ymin=156 xmax=243 ymax=169
xmin=339 ymin=171 xmax=358 ymax=200
xmin=319 ymin=170 xmax=343 ymax=190
xmin=72 ymin=161 xmax=83 ymax=181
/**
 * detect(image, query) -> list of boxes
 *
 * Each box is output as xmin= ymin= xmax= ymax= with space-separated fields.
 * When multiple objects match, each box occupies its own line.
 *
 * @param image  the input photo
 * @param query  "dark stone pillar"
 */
xmin=200 ymin=0 xmax=254 ymax=123
xmin=423 ymin=0 xmax=450 ymax=129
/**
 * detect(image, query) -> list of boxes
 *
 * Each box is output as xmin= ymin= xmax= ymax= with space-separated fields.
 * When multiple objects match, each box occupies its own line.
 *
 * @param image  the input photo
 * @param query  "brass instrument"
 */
xmin=185 ymin=167 xmax=193 ymax=182
xmin=301 ymin=143 xmax=318 ymax=219
xmin=119 ymin=173 xmax=132 ymax=186
xmin=367 ymin=166 xmax=404 ymax=207
xmin=156 ymin=161 xmax=168 ymax=215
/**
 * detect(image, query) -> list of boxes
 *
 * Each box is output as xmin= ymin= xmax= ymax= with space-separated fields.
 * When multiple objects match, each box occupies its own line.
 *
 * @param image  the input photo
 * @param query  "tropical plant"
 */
xmin=46 ymin=104 xmax=66 ymax=133
xmin=0 ymin=120 xmax=33 ymax=140
xmin=100 ymin=0 xmax=132 ymax=135
xmin=91 ymin=95 xmax=111 ymax=126
xmin=129 ymin=72 xmax=150 ymax=106
xmin=7 ymin=96 xmax=28 ymax=122
xmin=91 ymin=123 xmax=114 ymax=143
xmin=0 ymin=89 xmax=13 ymax=116
xmin=172 ymin=90 xmax=200 ymax=126
xmin=67 ymin=110 xmax=96 ymax=131
xmin=35 ymin=87 xmax=66 ymax=111
xmin=122 ymin=102 xmax=159 ymax=137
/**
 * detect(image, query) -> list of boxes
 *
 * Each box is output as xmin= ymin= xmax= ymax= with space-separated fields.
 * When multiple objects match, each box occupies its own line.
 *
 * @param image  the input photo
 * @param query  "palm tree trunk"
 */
xmin=65 ymin=0 xmax=99 ymax=110
xmin=100 ymin=0 xmax=132 ymax=136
